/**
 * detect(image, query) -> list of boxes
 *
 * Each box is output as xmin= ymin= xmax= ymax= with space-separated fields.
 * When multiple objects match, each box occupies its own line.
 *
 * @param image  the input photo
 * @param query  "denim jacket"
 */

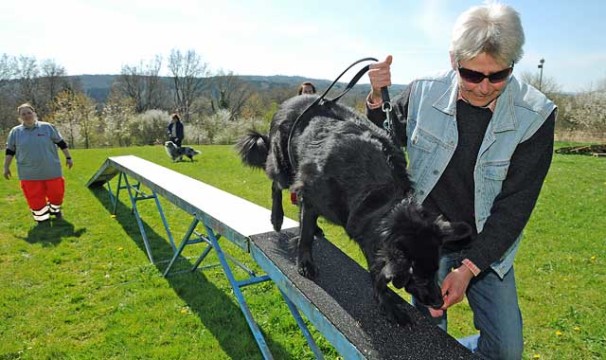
xmin=405 ymin=70 xmax=556 ymax=278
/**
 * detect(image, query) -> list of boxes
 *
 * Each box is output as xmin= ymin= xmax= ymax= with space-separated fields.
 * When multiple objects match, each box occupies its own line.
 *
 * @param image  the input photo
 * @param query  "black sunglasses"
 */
xmin=457 ymin=64 xmax=513 ymax=84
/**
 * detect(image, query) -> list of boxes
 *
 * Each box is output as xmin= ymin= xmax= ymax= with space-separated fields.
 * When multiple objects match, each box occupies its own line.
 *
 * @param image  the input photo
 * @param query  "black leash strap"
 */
xmin=286 ymin=57 xmax=391 ymax=171
xmin=322 ymin=57 xmax=378 ymax=103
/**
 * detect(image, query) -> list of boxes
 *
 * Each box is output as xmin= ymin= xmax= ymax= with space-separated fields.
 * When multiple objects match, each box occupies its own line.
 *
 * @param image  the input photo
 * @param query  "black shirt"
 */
xmin=423 ymin=100 xmax=492 ymax=250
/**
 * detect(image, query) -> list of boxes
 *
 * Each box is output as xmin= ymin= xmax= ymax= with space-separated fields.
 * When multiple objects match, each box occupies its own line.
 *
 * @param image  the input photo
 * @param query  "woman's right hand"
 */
xmin=368 ymin=55 xmax=393 ymax=103
xmin=3 ymin=168 xmax=11 ymax=179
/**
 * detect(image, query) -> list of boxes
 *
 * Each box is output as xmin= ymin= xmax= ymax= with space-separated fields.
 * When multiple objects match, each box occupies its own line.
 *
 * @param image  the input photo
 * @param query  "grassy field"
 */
xmin=0 ymin=143 xmax=604 ymax=359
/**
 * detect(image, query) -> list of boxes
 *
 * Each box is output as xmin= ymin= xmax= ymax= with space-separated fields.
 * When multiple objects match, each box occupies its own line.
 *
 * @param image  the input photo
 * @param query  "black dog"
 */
xmin=164 ymin=141 xmax=201 ymax=162
xmin=236 ymin=95 xmax=470 ymax=325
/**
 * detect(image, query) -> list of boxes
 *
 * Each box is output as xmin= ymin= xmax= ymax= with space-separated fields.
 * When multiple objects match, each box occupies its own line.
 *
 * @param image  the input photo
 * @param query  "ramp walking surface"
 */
xmin=251 ymin=230 xmax=475 ymax=360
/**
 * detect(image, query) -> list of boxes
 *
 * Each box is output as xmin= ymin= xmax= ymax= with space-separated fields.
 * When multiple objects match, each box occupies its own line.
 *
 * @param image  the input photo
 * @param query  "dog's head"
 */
xmin=164 ymin=141 xmax=177 ymax=149
xmin=377 ymin=197 xmax=471 ymax=308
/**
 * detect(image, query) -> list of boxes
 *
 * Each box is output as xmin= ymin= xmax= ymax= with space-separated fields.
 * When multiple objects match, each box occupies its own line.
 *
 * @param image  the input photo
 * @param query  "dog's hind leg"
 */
xmin=296 ymin=201 xmax=319 ymax=279
xmin=271 ymin=181 xmax=284 ymax=231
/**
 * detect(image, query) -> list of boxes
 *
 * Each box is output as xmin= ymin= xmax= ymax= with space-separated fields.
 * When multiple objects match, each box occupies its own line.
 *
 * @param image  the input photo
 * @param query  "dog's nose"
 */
xmin=429 ymin=298 xmax=444 ymax=309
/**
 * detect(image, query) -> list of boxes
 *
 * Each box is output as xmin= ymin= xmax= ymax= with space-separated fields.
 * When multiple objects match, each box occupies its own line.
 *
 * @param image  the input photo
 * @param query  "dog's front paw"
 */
xmin=271 ymin=212 xmax=284 ymax=232
xmin=297 ymin=254 xmax=318 ymax=279
xmin=378 ymin=295 xmax=414 ymax=327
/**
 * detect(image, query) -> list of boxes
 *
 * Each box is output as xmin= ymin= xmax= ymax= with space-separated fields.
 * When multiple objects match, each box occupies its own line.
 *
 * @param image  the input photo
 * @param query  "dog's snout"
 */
xmin=405 ymin=277 xmax=444 ymax=308
xmin=429 ymin=296 xmax=444 ymax=309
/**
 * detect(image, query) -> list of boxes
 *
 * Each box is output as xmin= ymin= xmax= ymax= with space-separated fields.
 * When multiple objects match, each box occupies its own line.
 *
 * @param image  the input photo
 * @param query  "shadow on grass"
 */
xmin=19 ymin=218 xmax=86 ymax=246
xmin=89 ymin=186 xmax=290 ymax=359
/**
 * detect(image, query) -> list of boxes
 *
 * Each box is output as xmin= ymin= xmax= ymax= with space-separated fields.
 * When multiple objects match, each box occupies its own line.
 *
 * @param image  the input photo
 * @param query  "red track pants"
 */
xmin=20 ymin=177 xmax=65 ymax=221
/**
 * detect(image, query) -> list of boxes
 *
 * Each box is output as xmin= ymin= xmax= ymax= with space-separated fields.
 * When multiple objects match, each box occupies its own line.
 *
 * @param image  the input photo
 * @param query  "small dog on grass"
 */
xmin=164 ymin=141 xmax=201 ymax=162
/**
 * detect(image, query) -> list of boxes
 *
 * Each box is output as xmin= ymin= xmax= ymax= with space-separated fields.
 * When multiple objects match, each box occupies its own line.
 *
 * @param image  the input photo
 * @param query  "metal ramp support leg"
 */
xmin=280 ymin=289 xmax=324 ymax=359
xmin=201 ymin=223 xmax=274 ymax=359
xmin=163 ymin=217 xmax=323 ymax=359
xmin=163 ymin=217 xmax=202 ymax=277
xmin=163 ymin=217 xmax=275 ymax=359
xmin=107 ymin=172 xmax=176 ymax=263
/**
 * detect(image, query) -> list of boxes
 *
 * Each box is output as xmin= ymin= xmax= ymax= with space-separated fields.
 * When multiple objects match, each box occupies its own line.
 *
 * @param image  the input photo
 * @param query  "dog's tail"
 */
xmin=235 ymin=130 xmax=269 ymax=169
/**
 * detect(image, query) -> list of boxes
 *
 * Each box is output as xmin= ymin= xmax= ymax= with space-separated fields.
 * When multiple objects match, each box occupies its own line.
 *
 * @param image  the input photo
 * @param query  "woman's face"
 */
xmin=455 ymin=52 xmax=512 ymax=107
xmin=19 ymin=107 xmax=36 ymax=125
xmin=301 ymin=85 xmax=315 ymax=95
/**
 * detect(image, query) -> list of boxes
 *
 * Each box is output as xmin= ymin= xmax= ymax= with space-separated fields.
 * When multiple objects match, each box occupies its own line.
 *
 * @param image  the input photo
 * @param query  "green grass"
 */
xmin=1 ymin=144 xmax=604 ymax=359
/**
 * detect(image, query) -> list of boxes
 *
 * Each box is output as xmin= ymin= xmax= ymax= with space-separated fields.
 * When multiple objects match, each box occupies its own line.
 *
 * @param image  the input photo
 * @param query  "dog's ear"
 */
xmin=434 ymin=216 xmax=472 ymax=243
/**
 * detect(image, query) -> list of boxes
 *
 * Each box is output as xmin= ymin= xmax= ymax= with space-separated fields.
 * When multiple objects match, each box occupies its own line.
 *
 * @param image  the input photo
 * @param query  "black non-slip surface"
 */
xmin=251 ymin=230 xmax=477 ymax=360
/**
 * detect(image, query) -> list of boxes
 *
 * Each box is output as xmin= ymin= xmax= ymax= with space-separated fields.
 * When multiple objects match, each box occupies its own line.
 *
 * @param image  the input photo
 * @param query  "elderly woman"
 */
xmin=367 ymin=3 xmax=556 ymax=359
xmin=4 ymin=103 xmax=73 ymax=225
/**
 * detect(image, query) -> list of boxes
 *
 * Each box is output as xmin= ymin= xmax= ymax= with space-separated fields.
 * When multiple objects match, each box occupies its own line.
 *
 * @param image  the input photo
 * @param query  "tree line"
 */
xmin=0 ymin=49 xmax=302 ymax=148
xmin=1 ymin=50 xmax=605 ymax=148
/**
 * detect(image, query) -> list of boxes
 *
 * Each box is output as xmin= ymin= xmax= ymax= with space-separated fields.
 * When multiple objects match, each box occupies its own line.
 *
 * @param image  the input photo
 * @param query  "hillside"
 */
xmin=71 ymin=74 xmax=408 ymax=104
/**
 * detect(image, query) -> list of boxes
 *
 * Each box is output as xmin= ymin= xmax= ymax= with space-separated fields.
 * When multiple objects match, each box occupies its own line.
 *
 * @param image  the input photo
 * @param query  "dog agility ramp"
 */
xmin=87 ymin=155 xmax=295 ymax=251
xmin=88 ymin=155 xmax=474 ymax=359
xmin=251 ymin=231 xmax=474 ymax=359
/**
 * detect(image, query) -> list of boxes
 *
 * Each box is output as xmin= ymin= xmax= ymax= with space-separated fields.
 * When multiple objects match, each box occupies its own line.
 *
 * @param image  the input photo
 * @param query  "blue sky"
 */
xmin=2 ymin=0 xmax=605 ymax=92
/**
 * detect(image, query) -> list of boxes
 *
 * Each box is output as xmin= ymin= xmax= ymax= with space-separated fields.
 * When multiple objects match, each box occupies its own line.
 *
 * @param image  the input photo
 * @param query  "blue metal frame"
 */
xmin=106 ymin=172 xmax=176 ymax=263
xmin=90 ymin=159 xmax=328 ymax=359
xmin=250 ymin=242 xmax=366 ymax=360
xmin=163 ymin=218 xmax=277 ymax=359
xmin=280 ymin=289 xmax=324 ymax=359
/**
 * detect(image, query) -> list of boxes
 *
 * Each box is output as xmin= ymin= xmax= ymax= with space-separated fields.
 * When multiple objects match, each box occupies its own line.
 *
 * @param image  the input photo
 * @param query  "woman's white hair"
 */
xmin=450 ymin=1 xmax=524 ymax=66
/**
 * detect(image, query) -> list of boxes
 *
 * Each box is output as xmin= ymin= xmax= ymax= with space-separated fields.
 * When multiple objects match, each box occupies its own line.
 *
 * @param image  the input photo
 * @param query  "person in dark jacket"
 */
xmin=366 ymin=3 xmax=556 ymax=359
xmin=167 ymin=113 xmax=184 ymax=147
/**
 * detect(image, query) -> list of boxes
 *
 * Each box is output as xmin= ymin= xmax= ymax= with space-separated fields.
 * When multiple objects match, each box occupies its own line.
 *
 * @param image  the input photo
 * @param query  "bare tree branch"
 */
xmin=168 ymin=49 xmax=209 ymax=120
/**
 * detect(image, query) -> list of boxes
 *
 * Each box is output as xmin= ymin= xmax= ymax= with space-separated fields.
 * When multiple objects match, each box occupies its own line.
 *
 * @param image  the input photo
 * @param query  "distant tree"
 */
xmin=103 ymin=90 xmax=137 ymax=147
xmin=51 ymin=89 xmax=97 ymax=148
xmin=598 ymin=78 xmax=606 ymax=92
xmin=0 ymin=54 xmax=19 ymax=133
xmin=0 ymin=54 xmax=17 ymax=86
xmin=561 ymin=90 xmax=606 ymax=135
xmin=129 ymin=109 xmax=169 ymax=146
xmin=40 ymin=60 xmax=67 ymax=102
xmin=37 ymin=59 xmax=71 ymax=117
xmin=519 ymin=71 xmax=561 ymax=96
xmin=15 ymin=56 xmax=40 ymax=109
xmin=168 ymin=49 xmax=209 ymax=120
xmin=240 ymin=92 xmax=265 ymax=119
xmin=183 ymin=96 xmax=215 ymax=144
xmin=209 ymin=70 xmax=252 ymax=119
xmin=117 ymin=55 xmax=166 ymax=112
xmin=200 ymin=109 xmax=230 ymax=144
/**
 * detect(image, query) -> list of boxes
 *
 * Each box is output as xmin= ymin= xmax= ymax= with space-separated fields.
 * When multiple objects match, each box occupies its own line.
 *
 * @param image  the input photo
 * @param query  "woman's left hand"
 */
xmin=440 ymin=265 xmax=475 ymax=310
xmin=66 ymin=158 xmax=74 ymax=169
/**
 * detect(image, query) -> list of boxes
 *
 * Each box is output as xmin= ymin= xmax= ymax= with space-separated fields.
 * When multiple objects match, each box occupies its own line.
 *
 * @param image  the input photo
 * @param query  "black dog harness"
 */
xmin=286 ymin=57 xmax=394 ymax=171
